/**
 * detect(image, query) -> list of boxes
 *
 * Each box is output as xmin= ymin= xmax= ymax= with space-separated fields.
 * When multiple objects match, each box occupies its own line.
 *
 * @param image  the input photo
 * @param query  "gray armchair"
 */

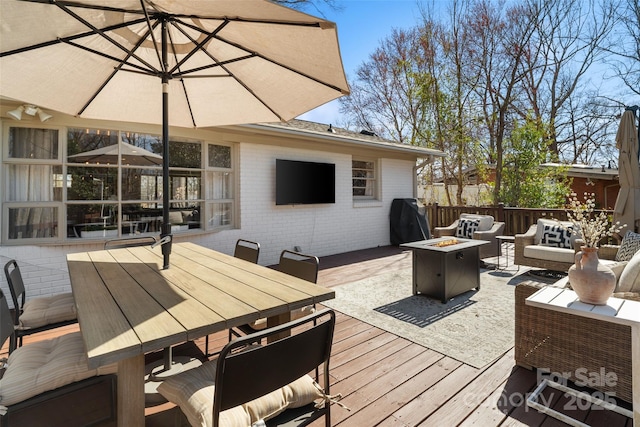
xmin=433 ymin=213 xmax=505 ymax=259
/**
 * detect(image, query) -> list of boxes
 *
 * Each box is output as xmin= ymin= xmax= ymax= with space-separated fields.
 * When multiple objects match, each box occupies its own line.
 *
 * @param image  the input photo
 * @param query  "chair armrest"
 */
xmin=514 ymin=225 xmax=537 ymax=265
xmin=598 ymin=244 xmax=619 ymax=260
xmin=433 ymin=221 xmax=458 ymax=237
xmin=474 ymin=222 xmax=505 ymax=239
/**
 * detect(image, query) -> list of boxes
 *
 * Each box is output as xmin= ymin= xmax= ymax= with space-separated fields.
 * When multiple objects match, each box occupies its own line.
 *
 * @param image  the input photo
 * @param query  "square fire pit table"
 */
xmin=401 ymin=237 xmax=489 ymax=303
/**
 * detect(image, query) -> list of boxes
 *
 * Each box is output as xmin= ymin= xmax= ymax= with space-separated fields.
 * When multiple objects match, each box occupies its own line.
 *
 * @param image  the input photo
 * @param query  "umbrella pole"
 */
xmin=161 ymin=19 xmax=172 ymax=270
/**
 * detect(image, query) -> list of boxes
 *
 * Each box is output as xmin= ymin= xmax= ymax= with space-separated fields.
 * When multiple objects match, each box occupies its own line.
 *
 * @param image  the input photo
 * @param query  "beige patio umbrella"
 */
xmin=0 ymin=0 xmax=350 ymax=268
xmin=613 ymin=108 xmax=640 ymax=235
xmin=68 ymin=141 xmax=163 ymax=166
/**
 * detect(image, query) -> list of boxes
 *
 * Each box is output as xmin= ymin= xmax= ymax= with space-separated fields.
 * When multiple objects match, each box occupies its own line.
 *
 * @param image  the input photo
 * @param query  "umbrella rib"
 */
xmin=166 ymin=27 xmax=197 ymax=128
xmin=76 ymin=21 xmax=163 ymax=116
xmin=165 ymin=18 xmax=229 ymax=76
xmin=0 ymin=17 xmax=148 ymax=57
xmin=54 ymin=2 xmax=161 ymax=74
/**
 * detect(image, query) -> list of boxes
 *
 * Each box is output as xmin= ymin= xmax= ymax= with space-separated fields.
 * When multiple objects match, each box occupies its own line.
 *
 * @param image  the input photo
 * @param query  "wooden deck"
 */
xmin=1 ymin=246 xmax=633 ymax=426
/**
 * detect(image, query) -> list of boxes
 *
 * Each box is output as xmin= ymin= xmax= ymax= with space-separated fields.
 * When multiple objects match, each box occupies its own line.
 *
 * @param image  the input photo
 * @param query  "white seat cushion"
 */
xmin=0 ymin=331 xmax=116 ymax=410
xmin=157 ymin=359 xmax=324 ymax=427
xmin=523 ymin=245 xmax=576 ymax=264
xmin=19 ymin=292 xmax=76 ymax=329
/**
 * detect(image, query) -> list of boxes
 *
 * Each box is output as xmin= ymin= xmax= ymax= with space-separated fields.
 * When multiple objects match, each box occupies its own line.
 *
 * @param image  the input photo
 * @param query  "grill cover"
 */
xmin=390 ymin=198 xmax=431 ymax=245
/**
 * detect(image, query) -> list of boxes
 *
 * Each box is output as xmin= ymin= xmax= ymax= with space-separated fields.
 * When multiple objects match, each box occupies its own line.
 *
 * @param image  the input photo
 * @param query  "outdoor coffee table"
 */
xmin=401 ymin=237 xmax=488 ymax=303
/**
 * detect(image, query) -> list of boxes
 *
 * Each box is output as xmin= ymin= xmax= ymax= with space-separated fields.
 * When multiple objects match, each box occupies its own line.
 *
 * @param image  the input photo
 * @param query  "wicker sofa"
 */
xmin=515 ymin=279 xmax=639 ymax=404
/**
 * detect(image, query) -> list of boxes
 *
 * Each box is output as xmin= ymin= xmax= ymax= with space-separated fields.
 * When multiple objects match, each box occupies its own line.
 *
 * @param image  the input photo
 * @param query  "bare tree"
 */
xmin=604 ymin=0 xmax=640 ymax=97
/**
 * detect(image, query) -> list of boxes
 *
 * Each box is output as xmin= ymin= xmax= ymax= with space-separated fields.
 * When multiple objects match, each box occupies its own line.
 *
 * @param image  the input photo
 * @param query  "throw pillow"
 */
xmin=617 ymin=249 xmax=640 ymax=292
xmin=456 ymin=218 xmax=480 ymax=239
xmin=540 ymin=224 xmax=574 ymax=249
xmin=615 ymin=230 xmax=640 ymax=262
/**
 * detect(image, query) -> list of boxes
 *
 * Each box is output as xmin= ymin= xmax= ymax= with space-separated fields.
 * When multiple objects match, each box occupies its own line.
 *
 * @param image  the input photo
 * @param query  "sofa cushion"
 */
xmin=157 ymin=358 xmax=324 ymax=427
xmin=0 ymin=331 xmax=116 ymax=410
xmin=18 ymin=293 xmax=77 ymax=330
xmin=535 ymin=219 xmax=575 ymax=245
xmin=460 ymin=214 xmax=493 ymax=231
xmin=523 ymin=244 xmax=576 ymax=264
xmin=456 ymin=218 xmax=480 ymax=238
xmin=540 ymin=224 xmax=574 ymax=249
xmin=615 ymin=230 xmax=640 ymax=262
xmin=617 ymin=249 xmax=640 ymax=292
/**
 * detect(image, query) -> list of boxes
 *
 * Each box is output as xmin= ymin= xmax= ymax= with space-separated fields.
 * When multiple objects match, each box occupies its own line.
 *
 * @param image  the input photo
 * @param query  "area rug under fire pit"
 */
xmin=323 ymin=268 xmax=534 ymax=368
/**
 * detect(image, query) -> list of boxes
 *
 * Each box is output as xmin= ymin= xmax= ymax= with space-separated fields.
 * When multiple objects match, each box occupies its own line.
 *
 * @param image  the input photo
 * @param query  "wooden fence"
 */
xmin=425 ymin=203 xmax=614 ymax=236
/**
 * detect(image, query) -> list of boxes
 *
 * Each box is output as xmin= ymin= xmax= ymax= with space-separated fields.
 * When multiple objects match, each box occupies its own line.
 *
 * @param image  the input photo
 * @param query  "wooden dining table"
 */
xmin=66 ymin=242 xmax=335 ymax=426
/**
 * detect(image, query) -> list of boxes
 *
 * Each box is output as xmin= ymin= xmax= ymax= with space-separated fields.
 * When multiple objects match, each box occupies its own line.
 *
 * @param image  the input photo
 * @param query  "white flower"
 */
xmin=565 ymin=192 xmax=624 ymax=248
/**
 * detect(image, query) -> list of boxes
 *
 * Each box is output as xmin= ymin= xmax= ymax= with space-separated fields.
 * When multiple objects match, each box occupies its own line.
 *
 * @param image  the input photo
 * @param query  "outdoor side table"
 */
xmin=495 ymin=235 xmax=519 ymax=272
xmin=525 ymin=287 xmax=640 ymax=426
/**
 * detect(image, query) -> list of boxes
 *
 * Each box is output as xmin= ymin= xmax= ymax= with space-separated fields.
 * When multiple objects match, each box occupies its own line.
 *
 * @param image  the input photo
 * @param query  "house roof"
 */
xmin=541 ymin=163 xmax=619 ymax=180
xmin=235 ymin=119 xmax=445 ymax=159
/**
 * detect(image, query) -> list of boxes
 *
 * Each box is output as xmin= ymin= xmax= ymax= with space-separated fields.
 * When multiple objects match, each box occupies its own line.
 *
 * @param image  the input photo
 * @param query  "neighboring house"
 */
xmin=0 ymin=103 xmax=443 ymax=299
xmin=540 ymin=163 xmax=620 ymax=209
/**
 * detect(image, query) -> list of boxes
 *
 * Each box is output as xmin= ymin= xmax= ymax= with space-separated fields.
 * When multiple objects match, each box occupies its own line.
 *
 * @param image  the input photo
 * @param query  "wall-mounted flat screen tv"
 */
xmin=276 ymin=159 xmax=335 ymax=205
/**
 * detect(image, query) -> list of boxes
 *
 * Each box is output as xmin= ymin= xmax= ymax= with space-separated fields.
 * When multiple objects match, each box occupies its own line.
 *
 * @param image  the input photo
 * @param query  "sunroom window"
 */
xmin=2 ymin=124 xmax=234 ymax=243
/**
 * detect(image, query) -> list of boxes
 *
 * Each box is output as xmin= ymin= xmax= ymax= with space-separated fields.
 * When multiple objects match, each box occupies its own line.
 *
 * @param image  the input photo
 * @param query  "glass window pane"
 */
xmin=67 ymin=166 xmax=118 ymax=201
xmin=67 ymin=128 xmax=119 ymax=162
xmin=206 ymin=171 xmax=232 ymax=199
xmin=9 ymin=206 xmax=58 ymax=239
xmin=66 ymin=204 xmax=118 ymax=239
xmin=9 ymin=128 xmax=59 ymax=159
xmin=170 ymin=140 xmax=201 ymax=168
xmin=208 ymin=144 xmax=231 ymax=168
xmin=121 ymin=168 xmax=163 ymax=201
xmin=122 ymin=203 xmax=163 ymax=234
xmin=169 ymin=202 xmax=201 ymax=232
xmin=207 ymin=203 xmax=232 ymax=227
xmin=6 ymin=165 xmax=62 ymax=202
xmin=171 ymin=171 xmax=201 ymax=203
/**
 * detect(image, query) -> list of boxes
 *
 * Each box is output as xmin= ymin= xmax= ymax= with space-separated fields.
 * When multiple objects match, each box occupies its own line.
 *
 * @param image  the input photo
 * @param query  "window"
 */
xmin=2 ymin=125 xmax=234 ymax=243
xmin=206 ymin=143 xmax=234 ymax=227
xmin=352 ymin=159 xmax=377 ymax=199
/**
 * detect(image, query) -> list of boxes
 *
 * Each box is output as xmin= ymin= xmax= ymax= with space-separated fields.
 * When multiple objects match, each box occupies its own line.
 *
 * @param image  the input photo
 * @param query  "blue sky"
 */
xmin=297 ymin=1 xmax=426 ymax=125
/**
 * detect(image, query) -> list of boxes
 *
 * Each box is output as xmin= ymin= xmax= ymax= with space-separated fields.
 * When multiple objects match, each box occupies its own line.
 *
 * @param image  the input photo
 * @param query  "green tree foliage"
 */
xmin=500 ymin=118 xmax=571 ymax=207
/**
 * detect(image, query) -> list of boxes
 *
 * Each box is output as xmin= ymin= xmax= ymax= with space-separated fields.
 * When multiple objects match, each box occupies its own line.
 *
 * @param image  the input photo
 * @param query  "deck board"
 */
xmin=1 ymin=244 xmax=631 ymax=427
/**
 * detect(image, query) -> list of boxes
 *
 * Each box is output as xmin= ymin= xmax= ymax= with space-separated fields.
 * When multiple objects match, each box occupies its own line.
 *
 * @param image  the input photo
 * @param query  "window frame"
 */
xmin=352 ymin=157 xmax=379 ymax=200
xmin=1 ymin=123 xmax=236 ymax=244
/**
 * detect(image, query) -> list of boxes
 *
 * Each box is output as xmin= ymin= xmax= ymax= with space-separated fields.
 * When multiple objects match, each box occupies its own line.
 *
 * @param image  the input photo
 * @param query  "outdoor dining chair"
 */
xmin=3 ymin=260 xmax=77 ymax=354
xmin=228 ymin=249 xmax=319 ymax=342
xmin=0 ymin=289 xmax=117 ymax=426
xmin=233 ymin=238 xmax=261 ymax=264
xmin=158 ymin=309 xmax=336 ymax=427
xmin=205 ymin=238 xmax=261 ymax=356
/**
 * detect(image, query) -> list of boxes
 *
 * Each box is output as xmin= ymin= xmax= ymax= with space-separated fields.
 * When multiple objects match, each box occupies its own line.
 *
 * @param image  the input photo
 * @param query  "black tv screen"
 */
xmin=276 ymin=159 xmax=335 ymax=205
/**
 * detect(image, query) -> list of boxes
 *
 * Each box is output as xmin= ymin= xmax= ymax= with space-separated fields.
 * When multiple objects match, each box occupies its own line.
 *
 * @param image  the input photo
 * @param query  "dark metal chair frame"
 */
xmin=228 ymin=250 xmax=319 ymax=342
xmin=213 ymin=309 xmax=335 ymax=427
xmin=205 ymin=239 xmax=261 ymax=356
xmin=3 ymin=260 xmax=78 ymax=354
xmin=233 ymin=238 xmax=261 ymax=264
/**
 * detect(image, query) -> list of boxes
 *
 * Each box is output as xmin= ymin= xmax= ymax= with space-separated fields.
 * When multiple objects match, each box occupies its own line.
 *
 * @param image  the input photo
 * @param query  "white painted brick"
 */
xmin=0 ymin=141 xmax=418 ymax=297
